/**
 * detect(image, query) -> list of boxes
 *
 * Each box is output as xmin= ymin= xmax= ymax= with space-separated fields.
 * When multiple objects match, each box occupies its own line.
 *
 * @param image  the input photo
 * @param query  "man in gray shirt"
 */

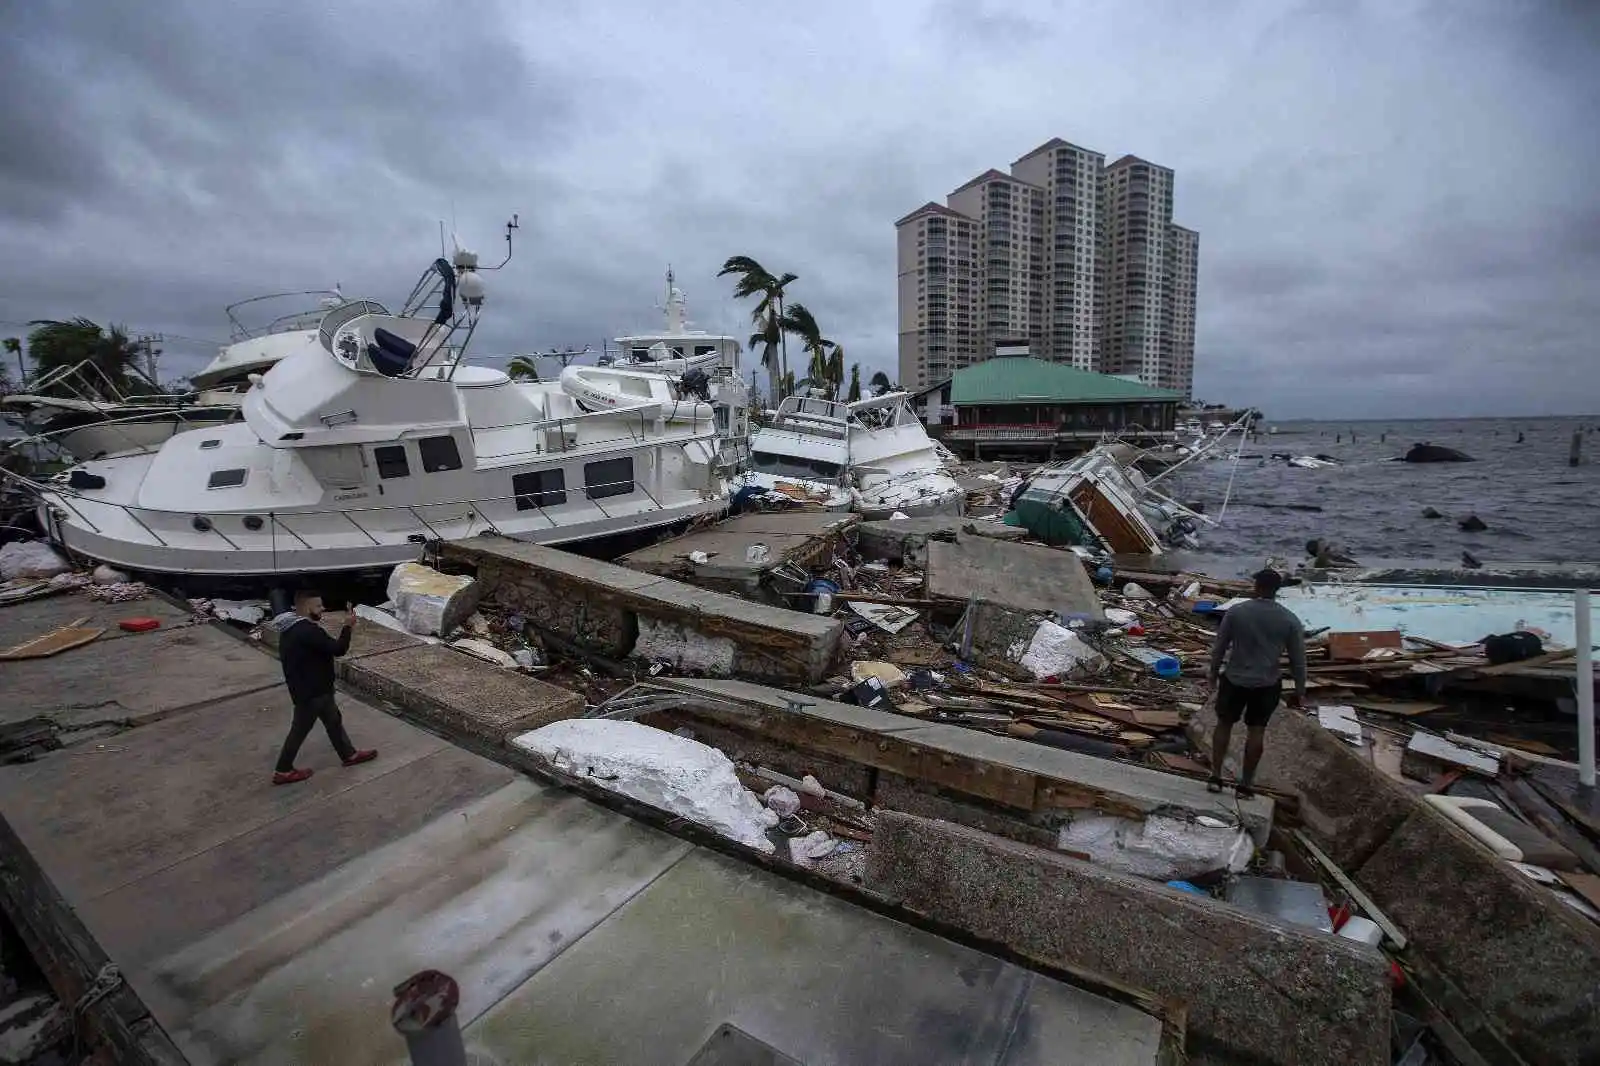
xmin=1206 ymin=569 xmax=1306 ymax=798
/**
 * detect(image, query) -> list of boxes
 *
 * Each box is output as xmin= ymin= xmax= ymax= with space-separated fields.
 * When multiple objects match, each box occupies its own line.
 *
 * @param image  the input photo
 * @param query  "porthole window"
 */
xmin=192 ymin=516 xmax=213 ymax=532
xmin=199 ymin=439 xmax=221 ymax=450
xmin=243 ymin=515 xmax=264 ymax=531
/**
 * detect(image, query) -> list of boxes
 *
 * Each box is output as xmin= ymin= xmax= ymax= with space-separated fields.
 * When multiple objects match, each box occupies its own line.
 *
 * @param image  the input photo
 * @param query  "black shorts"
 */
xmin=1216 ymin=677 xmax=1282 ymax=728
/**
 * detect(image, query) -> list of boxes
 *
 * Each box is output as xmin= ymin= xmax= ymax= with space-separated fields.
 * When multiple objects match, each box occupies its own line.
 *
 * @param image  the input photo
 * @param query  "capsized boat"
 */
xmin=12 ymin=239 xmax=728 ymax=582
xmin=740 ymin=390 xmax=964 ymax=518
xmin=1011 ymin=444 xmax=1202 ymax=555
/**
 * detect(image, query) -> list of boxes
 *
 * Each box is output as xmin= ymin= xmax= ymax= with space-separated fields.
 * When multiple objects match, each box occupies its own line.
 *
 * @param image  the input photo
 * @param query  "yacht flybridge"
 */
xmin=17 ymin=236 xmax=729 ymax=581
xmin=741 ymin=390 xmax=964 ymax=518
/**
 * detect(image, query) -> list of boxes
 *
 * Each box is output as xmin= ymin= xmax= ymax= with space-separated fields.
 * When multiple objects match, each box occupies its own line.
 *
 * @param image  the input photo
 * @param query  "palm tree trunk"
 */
xmin=776 ymin=294 xmax=789 ymax=402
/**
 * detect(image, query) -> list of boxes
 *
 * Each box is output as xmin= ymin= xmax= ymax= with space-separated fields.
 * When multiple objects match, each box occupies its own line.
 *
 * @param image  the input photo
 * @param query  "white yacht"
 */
xmin=740 ymin=391 xmax=964 ymax=518
xmin=606 ymin=269 xmax=750 ymax=470
xmin=19 ymin=249 xmax=728 ymax=580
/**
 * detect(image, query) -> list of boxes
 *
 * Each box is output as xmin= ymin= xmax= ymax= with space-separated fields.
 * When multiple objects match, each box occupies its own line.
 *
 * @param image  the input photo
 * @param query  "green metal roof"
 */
xmin=949 ymin=358 xmax=1184 ymax=405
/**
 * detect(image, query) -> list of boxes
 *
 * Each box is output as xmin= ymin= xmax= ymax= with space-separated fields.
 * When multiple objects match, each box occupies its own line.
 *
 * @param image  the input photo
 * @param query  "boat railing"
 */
xmin=226 ymin=290 xmax=348 ymax=340
xmin=5 ymin=405 xmax=248 ymax=459
xmin=5 ymin=462 xmax=696 ymax=565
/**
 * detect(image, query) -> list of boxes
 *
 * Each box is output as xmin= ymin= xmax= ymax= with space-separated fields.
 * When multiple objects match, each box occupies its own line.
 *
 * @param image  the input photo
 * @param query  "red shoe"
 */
xmin=342 ymin=749 xmax=378 ymax=767
xmin=272 ymin=768 xmax=314 ymax=786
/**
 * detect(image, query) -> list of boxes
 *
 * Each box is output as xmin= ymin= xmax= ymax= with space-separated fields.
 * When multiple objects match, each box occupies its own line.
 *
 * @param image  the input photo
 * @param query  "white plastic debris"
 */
xmin=763 ymin=785 xmax=802 ymax=817
xmin=745 ymin=543 xmax=771 ymax=563
xmin=513 ymin=648 xmax=539 ymax=669
xmin=1316 ymin=705 xmax=1365 ymax=745
xmin=91 ymin=564 xmax=130 ymax=584
xmin=850 ymin=660 xmax=907 ymax=689
xmin=450 ymin=637 xmax=518 ymax=667
xmin=514 ymin=719 xmax=776 ymax=853
xmin=798 ymin=774 xmax=826 ymax=799
xmin=386 ymin=562 xmax=479 ymax=636
xmin=0 ymin=541 xmax=70 ymax=581
xmin=793 ymin=830 xmax=838 ymax=863
xmin=635 ymin=617 xmax=736 ymax=674
xmin=1179 ymin=581 xmax=1201 ymax=600
xmin=1057 ymin=813 xmax=1254 ymax=881
xmin=1104 ymin=607 xmax=1139 ymax=627
xmin=688 ymin=550 xmax=710 ymax=564
xmin=1016 ymin=620 xmax=1106 ymax=680
xmin=1122 ymin=582 xmax=1154 ymax=600
xmin=209 ymin=598 xmax=268 ymax=625
xmin=888 ymin=511 xmax=910 ymax=520
xmin=848 ymin=600 xmax=919 ymax=634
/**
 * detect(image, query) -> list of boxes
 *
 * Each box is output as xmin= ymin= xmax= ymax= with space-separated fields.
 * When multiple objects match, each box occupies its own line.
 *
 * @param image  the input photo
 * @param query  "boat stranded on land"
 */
xmin=9 ymin=244 xmax=729 ymax=581
xmin=740 ymin=390 xmax=964 ymax=518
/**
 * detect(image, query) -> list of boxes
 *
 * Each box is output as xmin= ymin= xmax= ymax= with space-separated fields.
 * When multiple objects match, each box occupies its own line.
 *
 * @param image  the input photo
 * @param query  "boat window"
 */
xmin=418 ymin=435 xmax=463 ymax=473
xmin=374 ymin=446 xmax=410 ymax=479
xmin=199 ymin=439 xmax=221 ymax=450
xmin=207 ymin=468 xmax=247 ymax=489
xmin=584 ymin=457 xmax=634 ymax=500
xmin=748 ymin=451 xmax=842 ymax=480
xmin=694 ymin=345 xmax=718 ymax=357
xmin=513 ymin=469 xmax=567 ymax=510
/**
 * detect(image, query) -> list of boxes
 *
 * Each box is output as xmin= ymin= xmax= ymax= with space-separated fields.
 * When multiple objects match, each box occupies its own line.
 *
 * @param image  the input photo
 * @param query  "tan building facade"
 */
xmin=896 ymin=138 xmax=1198 ymax=397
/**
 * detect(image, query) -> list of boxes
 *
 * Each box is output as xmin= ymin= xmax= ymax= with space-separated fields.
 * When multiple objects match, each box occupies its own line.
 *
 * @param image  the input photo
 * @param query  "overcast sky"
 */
xmin=2 ymin=0 xmax=1595 ymax=419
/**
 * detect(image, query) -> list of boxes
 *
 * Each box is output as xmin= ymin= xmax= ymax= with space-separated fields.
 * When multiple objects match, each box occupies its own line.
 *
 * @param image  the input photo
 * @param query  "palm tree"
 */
xmin=869 ymin=370 xmax=891 ymax=396
xmin=747 ymin=315 xmax=782 ymax=388
xmin=505 ymin=355 xmax=541 ymax=382
xmin=3 ymin=338 xmax=21 ymax=388
xmin=846 ymin=363 xmax=861 ymax=402
xmin=780 ymin=303 xmax=836 ymax=398
xmin=719 ymin=256 xmax=798 ymax=402
xmin=25 ymin=318 xmax=144 ymax=398
xmin=825 ymin=343 xmax=845 ymax=400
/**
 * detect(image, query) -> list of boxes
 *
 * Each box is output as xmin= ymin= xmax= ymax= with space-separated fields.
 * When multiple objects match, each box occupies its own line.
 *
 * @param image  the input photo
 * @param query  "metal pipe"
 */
xmin=1578 ymin=587 xmax=1595 ymax=788
xmin=391 ymin=970 xmax=465 ymax=1066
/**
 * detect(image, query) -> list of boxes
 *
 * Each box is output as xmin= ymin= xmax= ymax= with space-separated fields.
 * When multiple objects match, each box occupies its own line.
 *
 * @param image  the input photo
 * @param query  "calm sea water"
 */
xmin=1164 ymin=417 xmax=1600 ymax=565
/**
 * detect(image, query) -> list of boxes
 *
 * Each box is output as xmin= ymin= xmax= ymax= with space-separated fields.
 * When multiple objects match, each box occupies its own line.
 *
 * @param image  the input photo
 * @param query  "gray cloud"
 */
xmin=0 ymin=0 xmax=1595 ymax=418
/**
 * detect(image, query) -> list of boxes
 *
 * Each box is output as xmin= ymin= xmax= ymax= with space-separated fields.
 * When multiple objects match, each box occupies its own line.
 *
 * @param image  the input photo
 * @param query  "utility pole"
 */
xmin=136 ymin=333 xmax=164 ymax=389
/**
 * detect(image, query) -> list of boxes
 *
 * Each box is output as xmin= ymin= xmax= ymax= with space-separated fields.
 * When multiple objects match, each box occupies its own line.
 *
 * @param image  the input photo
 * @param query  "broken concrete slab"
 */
xmin=925 ymin=534 xmax=1102 ymax=619
xmin=1189 ymin=698 xmax=1415 ymax=870
xmin=855 ymin=516 xmax=1027 ymax=567
xmin=650 ymin=677 xmax=1272 ymax=840
xmin=0 ymin=590 xmax=189 ymax=645
xmin=441 ymin=539 xmax=844 ymax=684
xmin=345 ymin=643 xmax=585 ymax=747
xmin=866 ymin=811 xmax=1391 ymax=1066
xmin=1356 ymin=802 xmax=1600 ymax=1065
xmin=618 ymin=511 xmax=858 ymax=597
xmin=468 ymin=846 xmax=1170 ymax=1066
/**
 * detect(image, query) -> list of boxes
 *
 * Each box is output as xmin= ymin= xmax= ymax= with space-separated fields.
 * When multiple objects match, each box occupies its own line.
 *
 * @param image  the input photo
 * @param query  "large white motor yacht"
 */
xmin=606 ymin=269 xmax=750 ymax=470
xmin=740 ymin=390 xmax=964 ymax=518
xmin=20 ymin=251 xmax=728 ymax=580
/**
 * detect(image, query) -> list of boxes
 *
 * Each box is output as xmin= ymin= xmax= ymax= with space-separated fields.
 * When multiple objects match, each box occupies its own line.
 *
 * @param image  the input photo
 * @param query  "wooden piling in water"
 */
xmin=1571 ymin=429 xmax=1583 ymax=467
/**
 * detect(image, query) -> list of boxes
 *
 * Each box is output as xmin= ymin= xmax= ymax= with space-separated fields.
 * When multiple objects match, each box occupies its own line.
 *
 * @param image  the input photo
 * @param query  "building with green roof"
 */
xmin=914 ymin=357 xmax=1182 ymax=458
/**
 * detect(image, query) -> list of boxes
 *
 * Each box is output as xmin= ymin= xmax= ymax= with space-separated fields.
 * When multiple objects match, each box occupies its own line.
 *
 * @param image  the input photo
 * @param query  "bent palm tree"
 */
xmin=719 ymin=256 xmax=798 ymax=402
xmin=846 ymin=363 xmax=861 ymax=402
xmin=825 ymin=343 xmax=845 ymax=400
xmin=780 ymin=303 xmax=836 ymax=399
xmin=505 ymin=355 xmax=541 ymax=382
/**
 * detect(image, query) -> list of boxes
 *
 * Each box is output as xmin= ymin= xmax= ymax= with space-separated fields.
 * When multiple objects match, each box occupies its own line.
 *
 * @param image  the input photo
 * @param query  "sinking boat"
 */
xmin=1403 ymin=442 xmax=1475 ymax=463
xmin=740 ymin=391 xmax=964 ymax=518
xmin=8 ymin=236 xmax=728 ymax=582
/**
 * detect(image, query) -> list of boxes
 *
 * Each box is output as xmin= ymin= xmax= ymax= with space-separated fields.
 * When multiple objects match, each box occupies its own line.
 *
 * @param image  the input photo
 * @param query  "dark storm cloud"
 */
xmin=0 ymin=0 xmax=1595 ymax=417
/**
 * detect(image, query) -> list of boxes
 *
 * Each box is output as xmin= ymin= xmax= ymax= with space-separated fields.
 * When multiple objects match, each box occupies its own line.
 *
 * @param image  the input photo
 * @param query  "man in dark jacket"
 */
xmin=270 ymin=592 xmax=376 ymax=785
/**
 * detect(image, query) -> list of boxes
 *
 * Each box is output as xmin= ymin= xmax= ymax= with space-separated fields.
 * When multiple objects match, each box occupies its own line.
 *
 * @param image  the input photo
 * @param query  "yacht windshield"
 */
xmin=749 ymin=451 xmax=842 ymax=480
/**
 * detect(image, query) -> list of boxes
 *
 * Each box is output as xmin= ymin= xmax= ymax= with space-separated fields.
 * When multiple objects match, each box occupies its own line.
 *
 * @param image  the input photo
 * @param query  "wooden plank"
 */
xmin=1558 ymin=871 xmax=1600 ymax=912
xmin=1351 ymin=698 xmax=1449 ymax=718
xmin=0 ymin=623 xmax=105 ymax=661
xmin=1327 ymin=630 xmax=1404 ymax=662
xmin=1293 ymin=829 xmax=1409 ymax=950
